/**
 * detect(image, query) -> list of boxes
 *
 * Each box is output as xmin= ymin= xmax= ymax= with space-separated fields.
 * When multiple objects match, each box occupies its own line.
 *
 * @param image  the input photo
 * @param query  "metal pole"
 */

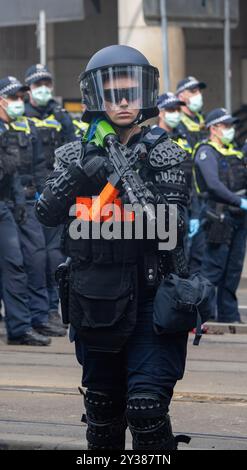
xmin=160 ymin=0 xmax=170 ymax=91
xmin=224 ymin=0 xmax=231 ymax=112
xmin=39 ymin=10 xmax=46 ymax=66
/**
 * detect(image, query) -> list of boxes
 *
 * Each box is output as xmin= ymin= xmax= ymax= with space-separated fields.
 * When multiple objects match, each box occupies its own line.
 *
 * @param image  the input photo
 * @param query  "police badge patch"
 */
xmin=199 ymin=151 xmax=207 ymax=160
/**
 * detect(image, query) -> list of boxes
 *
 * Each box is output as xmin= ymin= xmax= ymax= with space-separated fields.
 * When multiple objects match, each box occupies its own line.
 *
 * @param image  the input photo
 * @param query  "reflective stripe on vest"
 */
xmin=30 ymin=115 xmax=62 ymax=132
xmin=73 ymin=119 xmax=89 ymax=136
xmin=10 ymin=117 xmax=31 ymax=134
xmin=181 ymin=112 xmax=205 ymax=132
xmin=193 ymin=140 xmax=244 ymax=194
xmin=174 ymin=136 xmax=193 ymax=154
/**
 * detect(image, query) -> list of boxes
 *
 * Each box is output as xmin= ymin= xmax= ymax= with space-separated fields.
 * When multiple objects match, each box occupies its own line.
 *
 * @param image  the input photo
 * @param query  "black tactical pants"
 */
xmin=18 ymin=202 xmax=49 ymax=326
xmin=75 ymin=298 xmax=188 ymax=448
xmin=0 ymin=202 xmax=31 ymax=338
xmin=201 ymin=217 xmax=247 ymax=322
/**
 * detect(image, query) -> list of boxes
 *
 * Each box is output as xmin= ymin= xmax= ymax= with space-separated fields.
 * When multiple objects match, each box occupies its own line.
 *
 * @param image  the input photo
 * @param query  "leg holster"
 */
xmin=126 ymin=393 xmax=183 ymax=450
xmin=84 ymin=390 xmax=127 ymax=450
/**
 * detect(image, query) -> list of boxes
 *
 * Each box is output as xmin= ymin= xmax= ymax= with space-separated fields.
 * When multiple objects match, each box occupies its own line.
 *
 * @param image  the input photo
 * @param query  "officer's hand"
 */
xmin=188 ymin=218 xmax=200 ymax=238
xmin=82 ymin=156 xmax=113 ymax=185
xmin=13 ymin=204 xmax=27 ymax=225
xmin=240 ymin=198 xmax=247 ymax=211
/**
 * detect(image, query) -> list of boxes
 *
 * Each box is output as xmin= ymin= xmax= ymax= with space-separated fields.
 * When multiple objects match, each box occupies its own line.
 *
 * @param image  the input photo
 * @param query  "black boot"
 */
xmin=48 ymin=309 xmax=68 ymax=328
xmin=33 ymin=322 xmax=67 ymax=337
xmin=8 ymin=327 xmax=51 ymax=346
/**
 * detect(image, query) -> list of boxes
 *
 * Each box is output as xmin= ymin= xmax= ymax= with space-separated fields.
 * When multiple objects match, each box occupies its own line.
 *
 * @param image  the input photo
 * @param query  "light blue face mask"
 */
xmin=220 ymin=127 xmax=235 ymax=145
xmin=188 ymin=93 xmax=203 ymax=112
xmin=5 ymin=100 xmax=25 ymax=120
xmin=164 ymin=111 xmax=182 ymax=128
xmin=31 ymin=86 xmax=53 ymax=106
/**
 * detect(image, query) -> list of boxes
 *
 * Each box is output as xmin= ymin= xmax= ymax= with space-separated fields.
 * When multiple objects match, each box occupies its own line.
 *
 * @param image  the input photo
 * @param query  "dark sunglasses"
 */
xmin=104 ymin=87 xmax=140 ymax=104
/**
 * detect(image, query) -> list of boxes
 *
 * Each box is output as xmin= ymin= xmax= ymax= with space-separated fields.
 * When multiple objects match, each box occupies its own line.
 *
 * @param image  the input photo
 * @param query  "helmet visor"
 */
xmin=80 ymin=65 xmax=159 ymax=111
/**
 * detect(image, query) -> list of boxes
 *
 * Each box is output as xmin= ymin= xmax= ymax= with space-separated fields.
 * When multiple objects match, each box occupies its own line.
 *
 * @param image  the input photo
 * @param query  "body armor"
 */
xmin=172 ymin=133 xmax=193 ymax=189
xmin=194 ymin=141 xmax=247 ymax=195
xmin=29 ymin=115 xmax=63 ymax=170
xmin=0 ymin=118 xmax=33 ymax=176
xmin=46 ymin=128 xmax=188 ymax=265
xmin=0 ymin=143 xmax=18 ymax=201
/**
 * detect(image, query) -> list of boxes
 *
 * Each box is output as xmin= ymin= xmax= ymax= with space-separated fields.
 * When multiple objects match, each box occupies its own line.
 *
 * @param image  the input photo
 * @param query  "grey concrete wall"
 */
xmin=184 ymin=0 xmax=247 ymax=113
xmin=53 ymin=0 xmax=118 ymax=99
xmin=0 ymin=0 xmax=246 ymax=109
xmin=0 ymin=0 xmax=118 ymax=98
xmin=0 ymin=25 xmax=38 ymax=82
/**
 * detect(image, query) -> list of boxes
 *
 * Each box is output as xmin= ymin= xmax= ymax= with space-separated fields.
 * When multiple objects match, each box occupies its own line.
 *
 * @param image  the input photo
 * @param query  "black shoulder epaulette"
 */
xmin=142 ymin=126 xmax=168 ymax=148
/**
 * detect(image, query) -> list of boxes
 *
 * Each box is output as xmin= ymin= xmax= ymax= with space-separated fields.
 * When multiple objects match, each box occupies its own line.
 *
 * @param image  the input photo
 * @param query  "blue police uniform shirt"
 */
xmin=194 ymin=144 xmax=241 ymax=207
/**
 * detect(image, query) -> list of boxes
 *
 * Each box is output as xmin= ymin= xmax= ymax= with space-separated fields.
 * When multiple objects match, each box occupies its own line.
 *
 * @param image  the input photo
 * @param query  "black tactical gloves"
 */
xmin=79 ymin=155 xmax=113 ymax=186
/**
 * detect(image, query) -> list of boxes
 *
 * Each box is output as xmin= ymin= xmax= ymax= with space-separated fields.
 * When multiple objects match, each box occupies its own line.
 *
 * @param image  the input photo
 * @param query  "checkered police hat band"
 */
xmin=0 ymin=83 xmax=20 ymax=95
xmin=164 ymin=97 xmax=179 ymax=105
xmin=206 ymin=115 xmax=232 ymax=127
xmin=26 ymin=71 xmax=52 ymax=83
xmin=176 ymin=80 xmax=199 ymax=94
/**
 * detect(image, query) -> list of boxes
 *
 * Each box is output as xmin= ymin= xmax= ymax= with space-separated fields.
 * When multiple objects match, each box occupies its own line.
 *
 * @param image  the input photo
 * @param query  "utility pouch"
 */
xmin=55 ymin=257 xmax=71 ymax=325
xmin=205 ymin=211 xmax=233 ymax=245
xmin=69 ymin=264 xmax=138 ymax=353
xmin=153 ymin=273 xmax=215 ymax=345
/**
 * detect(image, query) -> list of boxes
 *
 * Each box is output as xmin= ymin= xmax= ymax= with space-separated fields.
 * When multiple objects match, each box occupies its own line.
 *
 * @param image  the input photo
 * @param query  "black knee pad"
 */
xmin=84 ymin=390 xmax=126 ymax=450
xmin=126 ymin=393 xmax=176 ymax=450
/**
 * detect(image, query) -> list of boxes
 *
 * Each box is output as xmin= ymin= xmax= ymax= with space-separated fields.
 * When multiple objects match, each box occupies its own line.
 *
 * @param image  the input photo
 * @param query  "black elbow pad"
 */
xmin=35 ymin=188 xmax=66 ymax=226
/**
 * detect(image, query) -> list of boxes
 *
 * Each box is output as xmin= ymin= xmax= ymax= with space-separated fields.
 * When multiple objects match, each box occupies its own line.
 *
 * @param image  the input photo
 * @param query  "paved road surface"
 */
xmin=1 ymin=285 xmax=247 ymax=450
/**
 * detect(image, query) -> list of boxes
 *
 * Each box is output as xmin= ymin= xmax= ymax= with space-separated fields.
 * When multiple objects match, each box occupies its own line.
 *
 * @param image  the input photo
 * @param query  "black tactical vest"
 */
xmin=61 ymin=127 xmax=188 ymax=265
xmin=29 ymin=116 xmax=63 ymax=170
xmin=0 ymin=142 xmax=18 ymax=200
xmin=195 ymin=142 xmax=247 ymax=194
xmin=170 ymin=133 xmax=193 ymax=189
xmin=178 ymin=113 xmax=208 ymax=148
xmin=0 ymin=122 xmax=33 ymax=177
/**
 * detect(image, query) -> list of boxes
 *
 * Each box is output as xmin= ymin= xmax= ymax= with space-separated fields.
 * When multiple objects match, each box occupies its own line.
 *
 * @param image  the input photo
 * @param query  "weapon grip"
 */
xmin=89 ymin=182 xmax=119 ymax=221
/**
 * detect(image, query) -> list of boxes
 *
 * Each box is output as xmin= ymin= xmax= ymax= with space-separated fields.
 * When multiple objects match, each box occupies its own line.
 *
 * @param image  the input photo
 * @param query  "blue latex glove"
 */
xmin=240 ymin=198 xmax=247 ymax=211
xmin=189 ymin=218 xmax=200 ymax=238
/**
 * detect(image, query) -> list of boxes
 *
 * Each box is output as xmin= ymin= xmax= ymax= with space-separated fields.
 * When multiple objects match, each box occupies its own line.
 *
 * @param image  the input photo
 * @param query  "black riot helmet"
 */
xmin=79 ymin=45 xmax=159 ymax=124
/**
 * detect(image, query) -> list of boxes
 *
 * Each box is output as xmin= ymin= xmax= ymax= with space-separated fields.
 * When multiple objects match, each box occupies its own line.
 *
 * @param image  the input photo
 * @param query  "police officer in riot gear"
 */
xmin=24 ymin=64 xmax=76 ymax=325
xmin=36 ymin=45 xmax=191 ymax=450
xmin=194 ymin=108 xmax=247 ymax=323
xmin=0 ymin=77 xmax=51 ymax=345
xmin=157 ymin=92 xmax=200 ymax=241
xmin=0 ymin=76 xmax=66 ymax=339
